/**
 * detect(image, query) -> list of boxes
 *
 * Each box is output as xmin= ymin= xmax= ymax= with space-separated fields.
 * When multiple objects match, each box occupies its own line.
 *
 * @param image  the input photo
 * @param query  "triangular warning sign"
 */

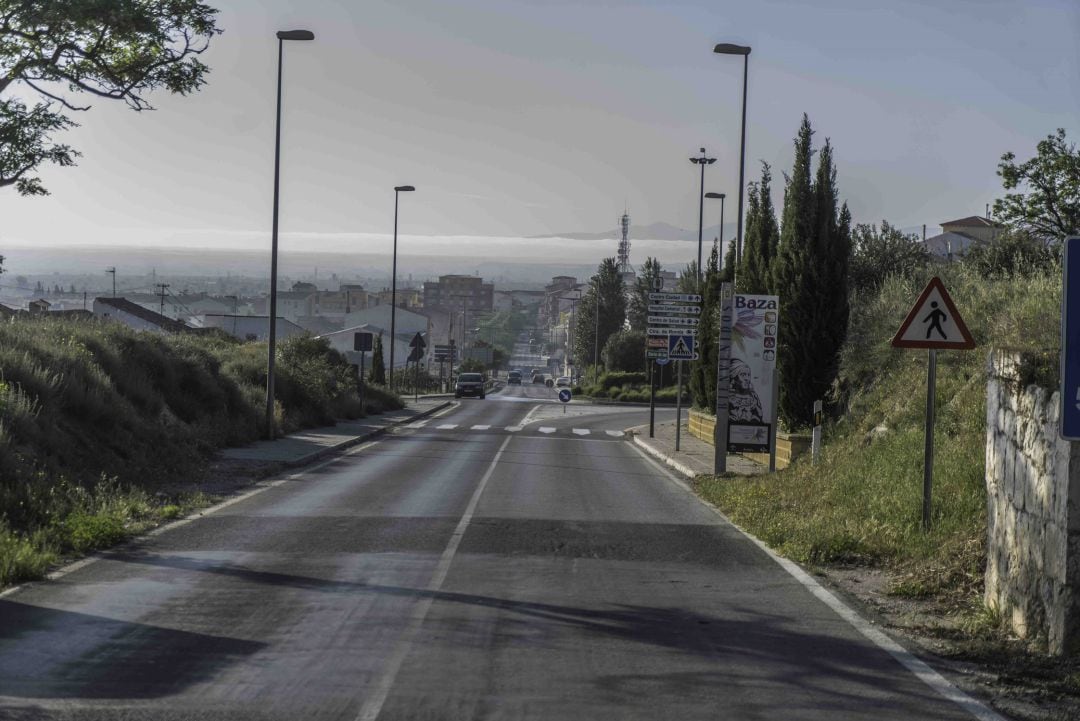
xmin=891 ymin=277 xmax=975 ymax=350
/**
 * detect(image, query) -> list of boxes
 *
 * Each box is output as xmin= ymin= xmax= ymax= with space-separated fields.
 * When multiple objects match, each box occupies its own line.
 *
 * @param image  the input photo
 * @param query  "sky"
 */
xmin=0 ymin=0 xmax=1077 ymax=274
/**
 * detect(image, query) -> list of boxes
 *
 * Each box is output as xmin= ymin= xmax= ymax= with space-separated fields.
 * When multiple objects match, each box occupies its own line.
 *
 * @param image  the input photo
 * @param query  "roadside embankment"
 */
xmin=0 ymin=317 xmax=402 ymax=586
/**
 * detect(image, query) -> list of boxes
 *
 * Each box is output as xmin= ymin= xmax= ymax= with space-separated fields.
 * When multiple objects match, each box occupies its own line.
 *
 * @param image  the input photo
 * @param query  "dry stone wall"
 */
xmin=985 ymin=350 xmax=1080 ymax=654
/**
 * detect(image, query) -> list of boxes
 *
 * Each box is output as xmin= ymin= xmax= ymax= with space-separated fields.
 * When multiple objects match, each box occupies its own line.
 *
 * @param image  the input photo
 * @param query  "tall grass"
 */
xmin=695 ymin=263 xmax=1061 ymax=606
xmin=0 ymin=316 xmax=403 ymax=586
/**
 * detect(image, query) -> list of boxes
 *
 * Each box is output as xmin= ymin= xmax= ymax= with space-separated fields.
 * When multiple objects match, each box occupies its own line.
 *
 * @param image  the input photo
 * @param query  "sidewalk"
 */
xmin=220 ymin=398 xmax=452 ymax=468
xmin=629 ymin=420 xmax=765 ymax=478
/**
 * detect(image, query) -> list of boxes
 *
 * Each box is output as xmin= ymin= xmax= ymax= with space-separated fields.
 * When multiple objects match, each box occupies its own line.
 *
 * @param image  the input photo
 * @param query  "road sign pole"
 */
xmin=359 ymin=351 xmax=366 ymax=414
xmin=714 ymin=282 xmax=733 ymax=474
xmin=675 ymin=360 xmax=683 ymax=451
xmin=768 ymin=367 xmax=779 ymax=473
xmin=923 ymin=348 xmax=937 ymax=531
xmin=811 ymin=399 xmax=823 ymax=465
xmin=649 ymin=360 xmax=656 ymax=438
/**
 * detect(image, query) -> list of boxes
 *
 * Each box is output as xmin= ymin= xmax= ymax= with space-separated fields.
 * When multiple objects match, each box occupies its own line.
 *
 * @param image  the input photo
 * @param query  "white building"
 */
xmin=93 ymin=297 xmax=190 ymax=333
xmin=198 ymin=314 xmax=306 ymax=342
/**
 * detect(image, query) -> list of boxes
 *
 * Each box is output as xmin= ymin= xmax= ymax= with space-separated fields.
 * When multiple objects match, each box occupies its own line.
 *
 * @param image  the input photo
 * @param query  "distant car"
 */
xmin=555 ymin=376 xmax=571 ymax=388
xmin=530 ymin=368 xmax=541 ymax=376
xmin=455 ymin=372 xmax=486 ymax=399
xmin=532 ymin=373 xmax=546 ymax=384
xmin=507 ymin=371 xmax=522 ymax=385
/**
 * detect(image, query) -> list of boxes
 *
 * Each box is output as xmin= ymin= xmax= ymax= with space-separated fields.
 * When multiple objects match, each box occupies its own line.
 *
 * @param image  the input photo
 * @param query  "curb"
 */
xmin=629 ymin=427 xmax=702 ymax=479
xmin=282 ymin=401 xmax=454 ymax=469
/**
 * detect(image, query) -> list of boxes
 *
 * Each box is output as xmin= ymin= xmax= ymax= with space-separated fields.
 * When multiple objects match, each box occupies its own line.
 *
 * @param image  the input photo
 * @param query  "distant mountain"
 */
xmin=531 ymin=221 xmax=730 ymax=242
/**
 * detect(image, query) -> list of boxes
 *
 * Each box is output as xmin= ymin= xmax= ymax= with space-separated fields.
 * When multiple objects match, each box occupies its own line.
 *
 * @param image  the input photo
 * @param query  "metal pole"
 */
xmin=359 ymin=351 xmax=366 ymax=414
xmin=593 ymin=282 xmax=600 ymax=385
xmin=414 ymin=356 xmax=419 ymax=403
xmin=923 ymin=349 xmax=937 ymax=531
xmin=649 ymin=360 xmax=656 ymax=438
xmin=697 ymin=158 xmax=705 ymax=285
xmin=719 ymin=196 xmax=725 ymax=273
xmin=734 ymin=53 xmax=749 ymax=283
xmin=265 ymin=37 xmax=283 ymax=439
xmin=675 ymin=360 xmax=683 ymax=451
xmin=768 ymin=367 xmax=778 ymax=472
xmin=812 ymin=399 xmax=823 ymax=465
xmin=389 ymin=190 xmax=399 ymax=390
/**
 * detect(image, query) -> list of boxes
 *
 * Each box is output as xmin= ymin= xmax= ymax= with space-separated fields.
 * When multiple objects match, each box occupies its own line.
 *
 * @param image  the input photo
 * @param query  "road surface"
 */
xmin=0 ymin=384 xmax=988 ymax=719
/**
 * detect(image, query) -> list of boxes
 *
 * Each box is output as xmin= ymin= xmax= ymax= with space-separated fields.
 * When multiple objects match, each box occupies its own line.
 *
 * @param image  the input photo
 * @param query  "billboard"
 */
xmin=727 ymin=294 xmax=779 ymax=452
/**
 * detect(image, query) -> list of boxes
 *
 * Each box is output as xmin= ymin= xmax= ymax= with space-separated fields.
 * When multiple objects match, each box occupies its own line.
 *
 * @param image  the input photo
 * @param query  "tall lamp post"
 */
xmin=389 ymin=185 xmax=416 ymax=390
xmin=704 ymin=192 xmax=726 ymax=273
xmin=266 ymin=28 xmax=314 ymax=439
xmin=689 ymin=148 xmax=716 ymax=285
xmin=714 ymin=43 xmax=751 ymax=279
xmin=592 ymin=280 xmax=600 ymax=386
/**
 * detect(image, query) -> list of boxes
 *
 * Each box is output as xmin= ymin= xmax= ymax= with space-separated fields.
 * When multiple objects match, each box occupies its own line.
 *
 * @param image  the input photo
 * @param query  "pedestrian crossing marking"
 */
xmin=538 ymin=427 xmax=556 ymax=434
xmin=505 ymin=426 xmax=523 ymax=432
xmin=572 ymin=428 xmax=591 ymax=435
xmin=471 ymin=425 xmax=491 ymax=430
xmin=406 ymin=420 xmax=430 ymax=428
xmin=436 ymin=424 xmax=458 ymax=430
xmin=606 ymin=430 xmax=624 ymax=437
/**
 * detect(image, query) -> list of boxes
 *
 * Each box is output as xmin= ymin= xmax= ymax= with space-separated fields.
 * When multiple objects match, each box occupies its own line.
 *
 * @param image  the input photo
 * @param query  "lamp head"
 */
xmin=714 ymin=43 xmax=751 ymax=55
xmin=394 ymin=185 xmax=416 ymax=192
xmin=704 ymin=192 xmax=726 ymax=199
xmin=277 ymin=30 xmax=315 ymax=41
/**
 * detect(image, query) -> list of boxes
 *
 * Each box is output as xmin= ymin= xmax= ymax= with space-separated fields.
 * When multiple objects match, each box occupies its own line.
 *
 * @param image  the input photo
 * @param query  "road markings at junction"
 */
xmin=572 ymin=428 xmax=591 ymax=436
xmin=406 ymin=420 xmax=430 ymax=429
xmin=471 ymin=425 xmax=491 ymax=430
xmin=505 ymin=426 xmax=523 ymax=432
xmin=436 ymin=424 xmax=458 ymax=430
xmin=538 ymin=427 xmax=556 ymax=434
xmin=356 ymin=435 xmax=514 ymax=721
xmin=605 ymin=430 xmax=624 ymax=437
xmin=626 ymin=441 xmax=1007 ymax=721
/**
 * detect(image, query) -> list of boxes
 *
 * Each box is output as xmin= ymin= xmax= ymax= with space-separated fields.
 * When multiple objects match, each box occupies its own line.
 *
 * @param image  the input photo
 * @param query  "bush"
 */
xmin=598 ymin=371 xmax=647 ymax=390
xmin=962 ymin=229 xmax=1059 ymax=279
xmin=602 ymin=330 xmax=647 ymax=372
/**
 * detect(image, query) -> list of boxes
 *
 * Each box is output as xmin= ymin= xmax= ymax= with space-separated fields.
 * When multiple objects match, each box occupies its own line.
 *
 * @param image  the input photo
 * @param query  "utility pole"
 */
xmin=156 ymin=283 xmax=170 ymax=316
xmin=106 ymin=267 xmax=116 ymax=297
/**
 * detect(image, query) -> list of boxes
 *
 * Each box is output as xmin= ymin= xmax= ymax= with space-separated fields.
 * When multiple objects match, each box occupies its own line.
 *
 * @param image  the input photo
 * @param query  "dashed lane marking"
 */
xmin=606 ymin=430 xmax=624 ymax=437
xmin=436 ymin=424 xmax=458 ymax=430
xmin=572 ymin=428 xmax=591 ymax=436
xmin=471 ymin=425 xmax=491 ymax=430
xmin=538 ymin=427 xmax=556 ymax=434
xmin=505 ymin=426 xmax=524 ymax=432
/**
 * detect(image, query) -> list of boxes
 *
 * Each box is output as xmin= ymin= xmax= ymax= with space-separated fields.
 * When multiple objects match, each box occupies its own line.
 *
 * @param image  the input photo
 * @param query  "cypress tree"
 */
xmin=627 ymin=257 xmax=662 ymax=331
xmin=737 ymin=180 xmax=762 ymax=292
xmin=757 ymin=162 xmax=780 ymax=287
xmin=369 ymin=333 xmax=387 ymax=385
xmin=573 ymin=258 xmax=627 ymax=373
xmin=690 ymin=240 xmax=721 ymax=410
xmin=719 ymin=239 xmax=737 ymax=283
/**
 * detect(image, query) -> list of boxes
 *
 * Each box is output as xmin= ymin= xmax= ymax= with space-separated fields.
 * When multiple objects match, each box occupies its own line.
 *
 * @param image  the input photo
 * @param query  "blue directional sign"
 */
xmin=1061 ymin=237 xmax=1080 ymax=439
xmin=655 ymin=357 xmax=671 ymax=366
xmin=558 ymin=389 xmax=572 ymax=404
xmin=668 ymin=334 xmax=695 ymax=360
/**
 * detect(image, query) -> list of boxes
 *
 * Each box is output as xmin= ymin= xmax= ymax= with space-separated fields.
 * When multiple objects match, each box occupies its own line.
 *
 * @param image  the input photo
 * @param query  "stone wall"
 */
xmin=985 ymin=350 xmax=1080 ymax=654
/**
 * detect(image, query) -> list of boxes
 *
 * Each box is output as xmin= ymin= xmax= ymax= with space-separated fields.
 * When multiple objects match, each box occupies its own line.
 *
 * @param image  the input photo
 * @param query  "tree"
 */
xmin=963 ymin=228 xmax=1058 ymax=278
xmin=849 ymin=220 xmax=929 ymax=292
xmin=573 ymin=258 xmax=626 ymax=375
xmin=601 ymin=329 xmax=646 ymax=373
xmin=719 ymin=239 xmax=736 ymax=283
xmin=368 ymin=334 xmax=386 ymax=385
xmin=689 ymin=240 xmax=721 ymax=410
xmin=771 ymin=115 xmax=850 ymax=428
xmin=993 ymin=128 xmax=1080 ymax=242
xmin=0 ymin=0 xmax=222 ymax=195
xmin=627 ymin=257 xmax=662 ymax=331
xmin=675 ymin=261 xmax=699 ymax=294
xmin=457 ymin=358 xmax=484 ymax=373
xmin=739 ymin=162 xmax=780 ymax=294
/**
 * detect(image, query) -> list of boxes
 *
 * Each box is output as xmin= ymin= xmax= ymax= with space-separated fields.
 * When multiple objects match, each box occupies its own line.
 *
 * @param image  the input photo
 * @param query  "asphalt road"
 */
xmin=0 ymin=384 xmax=987 ymax=720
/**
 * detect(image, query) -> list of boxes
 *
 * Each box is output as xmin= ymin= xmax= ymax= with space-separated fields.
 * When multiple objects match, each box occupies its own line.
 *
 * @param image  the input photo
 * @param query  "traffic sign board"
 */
xmin=648 ymin=316 xmax=698 ymax=326
xmin=646 ymin=349 xmax=668 ymax=359
xmin=669 ymin=335 xmax=695 ymax=360
xmin=890 ymin=277 xmax=975 ymax=349
xmin=655 ymin=357 xmax=671 ymax=365
xmin=410 ymin=332 xmax=426 ymax=349
xmin=648 ymin=327 xmax=698 ymax=336
xmin=1061 ymin=237 xmax=1080 ymax=439
xmin=649 ymin=292 xmax=701 ymax=303
xmin=558 ymin=389 xmax=572 ymax=403
xmin=647 ymin=305 xmax=701 ymax=315
xmin=646 ymin=336 xmax=667 ymax=349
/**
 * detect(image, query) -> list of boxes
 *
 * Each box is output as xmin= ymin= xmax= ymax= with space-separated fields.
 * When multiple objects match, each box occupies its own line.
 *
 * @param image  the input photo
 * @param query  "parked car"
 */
xmin=507 ymin=370 xmax=523 ymax=385
xmin=455 ymin=372 xmax=486 ymax=399
xmin=532 ymin=373 xmax=546 ymax=384
xmin=555 ymin=376 xmax=571 ymax=388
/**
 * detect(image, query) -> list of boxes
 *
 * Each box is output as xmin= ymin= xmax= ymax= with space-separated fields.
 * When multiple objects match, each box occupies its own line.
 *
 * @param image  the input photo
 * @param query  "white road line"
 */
xmin=356 ymin=435 xmax=513 ymax=721
xmin=471 ymin=425 xmax=491 ymax=430
xmin=625 ymin=441 xmax=1006 ymax=721
xmin=436 ymin=424 xmax=458 ymax=430
xmin=505 ymin=426 xmax=523 ymax=432
xmin=538 ymin=427 xmax=556 ymax=434
xmin=606 ymin=430 xmax=624 ymax=437
xmin=406 ymin=420 xmax=430 ymax=429
xmin=518 ymin=404 xmax=546 ymax=426
xmin=572 ymin=428 xmax=591 ymax=436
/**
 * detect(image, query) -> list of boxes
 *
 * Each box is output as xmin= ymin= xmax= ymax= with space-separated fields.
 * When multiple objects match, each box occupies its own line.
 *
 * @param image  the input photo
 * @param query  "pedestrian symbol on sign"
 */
xmin=668 ymin=335 xmax=695 ymax=360
xmin=923 ymin=302 xmax=947 ymax=340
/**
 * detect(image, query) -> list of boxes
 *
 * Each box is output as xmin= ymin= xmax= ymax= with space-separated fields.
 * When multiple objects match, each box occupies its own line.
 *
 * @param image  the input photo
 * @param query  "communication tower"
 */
xmin=617 ymin=209 xmax=631 ymax=273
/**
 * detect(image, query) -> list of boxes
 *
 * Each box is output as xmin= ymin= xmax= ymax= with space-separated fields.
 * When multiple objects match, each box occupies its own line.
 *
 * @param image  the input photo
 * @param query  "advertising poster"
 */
xmin=727 ymin=294 xmax=779 ymax=452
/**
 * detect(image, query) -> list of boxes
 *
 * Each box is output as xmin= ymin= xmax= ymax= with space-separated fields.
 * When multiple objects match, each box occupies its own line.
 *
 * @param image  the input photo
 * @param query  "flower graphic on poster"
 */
xmin=732 ymin=307 xmax=763 ymax=352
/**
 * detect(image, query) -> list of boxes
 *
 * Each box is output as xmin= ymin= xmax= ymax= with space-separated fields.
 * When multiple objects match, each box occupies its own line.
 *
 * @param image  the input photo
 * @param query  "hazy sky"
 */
xmin=1 ymin=0 xmax=1077 ymax=262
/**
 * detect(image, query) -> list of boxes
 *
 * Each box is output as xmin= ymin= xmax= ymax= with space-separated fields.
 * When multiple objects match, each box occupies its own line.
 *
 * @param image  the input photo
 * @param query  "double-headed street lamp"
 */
xmin=714 ymin=42 xmax=751 ymax=277
xmin=704 ymin=192 xmax=726 ymax=272
xmin=388 ymin=185 xmax=415 ymax=390
xmin=689 ymin=148 xmax=716 ymax=285
xmin=266 ymin=28 xmax=314 ymax=439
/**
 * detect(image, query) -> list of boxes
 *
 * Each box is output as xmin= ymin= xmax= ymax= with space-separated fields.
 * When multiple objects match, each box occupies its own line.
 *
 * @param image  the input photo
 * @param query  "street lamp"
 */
xmin=559 ymin=294 xmax=581 ymax=379
xmin=389 ymin=185 xmax=415 ymax=390
xmin=591 ymin=279 xmax=600 ymax=386
xmin=714 ymin=42 xmax=751 ymax=278
xmin=705 ymin=192 xmax=726 ymax=273
xmin=689 ymin=148 xmax=716 ymax=285
xmin=266 ymin=28 xmax=314 ymax=439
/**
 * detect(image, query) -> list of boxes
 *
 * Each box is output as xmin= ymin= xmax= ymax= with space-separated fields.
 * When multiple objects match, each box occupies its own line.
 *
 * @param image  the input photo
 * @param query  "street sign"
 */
xmin=647 ymin=305 xmax=701 ymax=315
xmin=891 ymin=277 xmax=975 ymax=349
xmin=669 ymin=335 xmax=695 ymax=360
xmin=649 ymin=292 xmax=701 ymax=303
xmin=646 ymin=349 xmax=669 ymax=359
xmin=353 ymin=331 xmax=373 ymax=352
xmin=648 ymin=316 xmax=698 ymax=326
xmin=648 ymin=327 xmax=698 ymax=336
xmin=1061 ymin=237 xmax=1080 ymax=439
xmin=410 ymin=332 xmax=427 ymax=349
xmin=655 ymin=357 xmax=671 ymax=366
xmin=558 ymin=389 xmax=572 ymax=403
xmin=646 ymin=336 xmax=667 ymax=349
